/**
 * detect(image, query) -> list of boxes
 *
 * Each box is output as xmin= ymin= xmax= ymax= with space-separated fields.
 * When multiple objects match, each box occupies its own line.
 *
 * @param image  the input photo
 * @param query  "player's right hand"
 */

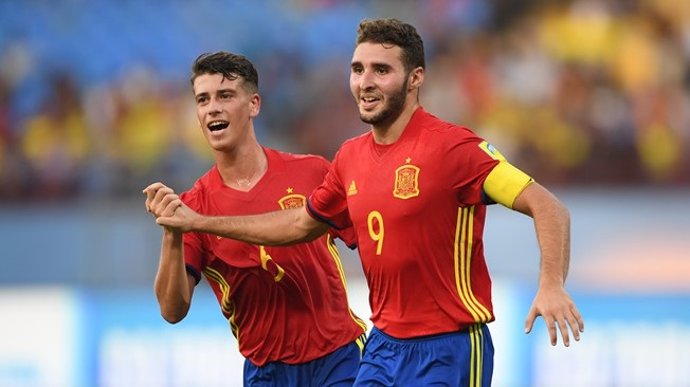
xmin=155 ymin=201 xmax=199 ymax=233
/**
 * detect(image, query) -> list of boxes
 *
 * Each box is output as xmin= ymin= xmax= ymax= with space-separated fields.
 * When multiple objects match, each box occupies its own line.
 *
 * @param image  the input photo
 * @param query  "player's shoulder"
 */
xmin=421 ymin=111 xmax=475 ymax=135
xmin=338 ymin=131 xmax=371 ymax=152
xmin=181 ymin=166 xmax=216 ymax=201
xmin=266 ymin=147 xmax=330 ymax=168
xmin=418 ymin=110 xmax=483 ymax=146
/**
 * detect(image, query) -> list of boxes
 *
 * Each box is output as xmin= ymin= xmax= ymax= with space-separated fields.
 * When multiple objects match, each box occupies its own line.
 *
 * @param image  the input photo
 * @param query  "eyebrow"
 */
xmin=351 ymin=61 xmax=392 ymax=69
xmin=195 ymin=88 xmax=236 ymax=98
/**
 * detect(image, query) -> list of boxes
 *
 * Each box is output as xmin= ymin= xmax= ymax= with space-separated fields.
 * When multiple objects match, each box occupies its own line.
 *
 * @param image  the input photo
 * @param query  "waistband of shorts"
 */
xmin=371 ymin=324 xmax=485 ymax=344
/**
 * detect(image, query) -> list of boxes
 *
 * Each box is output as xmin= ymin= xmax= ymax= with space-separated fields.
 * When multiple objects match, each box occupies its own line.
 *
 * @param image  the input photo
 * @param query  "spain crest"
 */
xmin=393 ymin=160 xmax=420 ymax=199
xmin=278 ymin=194 xmax=306 ymax=209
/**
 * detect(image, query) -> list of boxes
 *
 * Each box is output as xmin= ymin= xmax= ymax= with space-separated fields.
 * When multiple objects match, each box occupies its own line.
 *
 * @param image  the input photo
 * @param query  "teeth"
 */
xmin=208 ymin=121 xmax=229 ymax=131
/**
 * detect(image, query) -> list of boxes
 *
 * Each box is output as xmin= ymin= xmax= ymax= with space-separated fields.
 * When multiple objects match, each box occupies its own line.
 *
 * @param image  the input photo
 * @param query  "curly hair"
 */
xmin=356 ymin=18 xmax=425 ymax=72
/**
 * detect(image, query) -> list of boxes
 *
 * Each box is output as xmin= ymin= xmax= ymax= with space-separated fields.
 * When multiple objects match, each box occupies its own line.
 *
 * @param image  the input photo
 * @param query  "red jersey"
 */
xmin=182 ymin=147 xmax=366 ymax=366
xmin=308 ymin=108 xmax=500 ymax=338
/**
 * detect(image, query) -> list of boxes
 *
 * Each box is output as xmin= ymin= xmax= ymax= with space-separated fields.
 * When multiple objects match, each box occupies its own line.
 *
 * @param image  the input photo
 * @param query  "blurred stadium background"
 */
xmin=0 ymin=1 xmax=688 ymax=386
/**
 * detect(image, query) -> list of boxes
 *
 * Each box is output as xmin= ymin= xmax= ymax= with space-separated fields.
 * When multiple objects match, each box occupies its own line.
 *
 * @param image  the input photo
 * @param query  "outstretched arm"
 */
xmin=512 ymin=182 xmax=584 ymax=346
xmin=144 ymin=182 xmax=330 ymax=246
xmin=144 ymin=184 xmax=195 ymax=323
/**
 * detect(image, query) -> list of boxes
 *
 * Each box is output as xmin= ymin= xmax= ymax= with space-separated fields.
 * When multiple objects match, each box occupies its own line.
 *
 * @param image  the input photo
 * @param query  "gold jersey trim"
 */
xmin=453 ymin=206 xmax=492 ymax=323
xmin=325 ymin=234 xmax=368 ymax=332
xmin=203 ymin=267 xmax=239 ymax=340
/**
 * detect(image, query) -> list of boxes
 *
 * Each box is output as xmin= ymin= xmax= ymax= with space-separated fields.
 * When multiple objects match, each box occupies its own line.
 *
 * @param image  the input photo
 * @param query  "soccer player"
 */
xmin=150 ymin=19 xmax=584 ymax=386
xmin=143 ymin=51 xmax=366 ymax=386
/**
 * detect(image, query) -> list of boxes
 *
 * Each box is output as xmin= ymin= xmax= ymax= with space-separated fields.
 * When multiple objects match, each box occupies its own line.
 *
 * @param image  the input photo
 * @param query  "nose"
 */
xmin=358 ymin=69 xmax=376 ymax=90
xmin=208 ymin=97 xmax=222 ymax=114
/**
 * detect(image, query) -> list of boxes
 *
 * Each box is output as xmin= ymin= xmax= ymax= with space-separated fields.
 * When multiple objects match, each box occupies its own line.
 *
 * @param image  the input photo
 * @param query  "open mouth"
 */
xmin=360 ymin=96 xmax=380 ymax=110
xmin=208 ymin=120 xmax=230 ymax=131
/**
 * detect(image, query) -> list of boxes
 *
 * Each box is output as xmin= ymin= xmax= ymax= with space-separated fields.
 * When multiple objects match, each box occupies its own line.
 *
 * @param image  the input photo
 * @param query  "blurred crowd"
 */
xmin=0 ymin=0 xmax=688 ymax=201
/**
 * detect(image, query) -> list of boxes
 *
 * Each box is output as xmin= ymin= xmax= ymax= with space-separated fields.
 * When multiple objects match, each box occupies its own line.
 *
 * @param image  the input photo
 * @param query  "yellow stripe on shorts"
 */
xmin=469 ymin=324 xmax=484 ymax=387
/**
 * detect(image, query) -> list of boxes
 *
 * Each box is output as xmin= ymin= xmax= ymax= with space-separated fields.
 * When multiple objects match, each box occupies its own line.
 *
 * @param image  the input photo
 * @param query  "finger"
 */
xmin=156 ymin=216 xmax=171 ymax=227
xmin=147 ymin=184 xmax=171 ymax=205
xmin=157 ymin=189 xmax=176 ymax=209
xmin=144 ymin=189 xmax=156 ymax=212
xmin=157 ymin=213 xmax=179 ymax=228
xmin=566 ymin=312 xmax=581 ymax=342
xmin=142 ymin=182 xmax=165 ymax=194
xmin=544 ymin=316 xmax=558 ymax=346
xmin=571 ymin=304 xmax=585 ymax=333
xmin=154 ymin=186 xmax=173 ymax=202
xmin=162 ymin=199 xmax=181 ymax=217
xmin=556 ymin=318 xmax=570 ymax=347
xmin=524 ymin=307 xmax=538 ymax=334
xmin=143 ymin=183 xmax=166 ymax=211
xmin=151 ymin=187 xmax=175 ymax=214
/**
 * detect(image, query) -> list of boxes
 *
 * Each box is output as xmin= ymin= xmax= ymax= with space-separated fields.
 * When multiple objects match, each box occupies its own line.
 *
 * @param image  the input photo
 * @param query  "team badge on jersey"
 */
xmin=278 ymin=189 xmax=306 ymax=209
xmin=393 ymin=158 xmax=420 ymax=199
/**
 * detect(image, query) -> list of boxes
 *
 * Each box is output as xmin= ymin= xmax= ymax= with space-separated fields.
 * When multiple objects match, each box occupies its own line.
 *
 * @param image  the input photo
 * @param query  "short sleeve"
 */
xmin=448 ymin=135 xmax=501 ymax=206
xmin=180 ymin=189 xmax=207 ymax=279
xmin=307 ymin=150 xmax=353 ymax=230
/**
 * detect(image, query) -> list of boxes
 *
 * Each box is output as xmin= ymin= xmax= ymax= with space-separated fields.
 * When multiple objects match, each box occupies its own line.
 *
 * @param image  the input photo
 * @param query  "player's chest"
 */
xmin=341 ymin=150 xmax=455 ymax=222
xmin=208 ymin=180 xmax=313 ymax=215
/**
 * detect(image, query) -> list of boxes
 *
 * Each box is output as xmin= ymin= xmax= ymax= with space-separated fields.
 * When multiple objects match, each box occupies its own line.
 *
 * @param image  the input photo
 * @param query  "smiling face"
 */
xmin=192 ymin=72 xmax=260 ymax=152
xmin=350 ymin=42 xmax=417 ymax=129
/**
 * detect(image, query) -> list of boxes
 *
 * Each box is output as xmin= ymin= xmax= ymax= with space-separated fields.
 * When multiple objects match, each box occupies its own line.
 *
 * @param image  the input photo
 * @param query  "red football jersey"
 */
xmin=308 ymin=108 xmax=500 ymax=338
xmin=182 ymin=147 xmax=366 ymax=366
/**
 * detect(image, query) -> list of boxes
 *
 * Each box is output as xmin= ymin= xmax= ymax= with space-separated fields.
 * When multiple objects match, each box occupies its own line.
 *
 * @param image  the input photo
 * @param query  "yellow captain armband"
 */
xmin=483 ymin=160 xmax=534 ymax=209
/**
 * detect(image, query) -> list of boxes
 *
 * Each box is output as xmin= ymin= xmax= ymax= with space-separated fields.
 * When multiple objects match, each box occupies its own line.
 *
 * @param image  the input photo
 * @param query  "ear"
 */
xmin=408 ymin=67 xmax=425 ymax=91
xmin=250 ymin=93 xmax=261 ymax=117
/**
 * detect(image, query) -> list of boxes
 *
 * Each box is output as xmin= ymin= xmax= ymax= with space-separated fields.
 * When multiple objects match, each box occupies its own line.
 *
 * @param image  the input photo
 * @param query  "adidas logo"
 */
xmin=347 ymin=180 xmax=358 ymax=196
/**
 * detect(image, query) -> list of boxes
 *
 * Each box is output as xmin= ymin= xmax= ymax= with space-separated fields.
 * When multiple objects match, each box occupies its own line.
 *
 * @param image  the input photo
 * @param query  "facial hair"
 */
xmin=360 ymin=77 xmax=408 ymax=127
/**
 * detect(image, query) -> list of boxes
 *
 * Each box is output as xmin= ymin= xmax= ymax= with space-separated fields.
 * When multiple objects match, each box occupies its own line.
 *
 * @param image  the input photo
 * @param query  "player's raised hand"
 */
xmin=143 ymin=182 xmax=181 ymax=219
xmin=524 ymin=285 xmax=584 ymax=347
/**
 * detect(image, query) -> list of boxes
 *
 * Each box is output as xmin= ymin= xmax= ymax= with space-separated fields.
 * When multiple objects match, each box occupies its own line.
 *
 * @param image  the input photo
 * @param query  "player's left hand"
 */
xmin=524 ymin=285 xmax=584 ymax=347
xmin=143 ymin=182 xmax=180 ymax=219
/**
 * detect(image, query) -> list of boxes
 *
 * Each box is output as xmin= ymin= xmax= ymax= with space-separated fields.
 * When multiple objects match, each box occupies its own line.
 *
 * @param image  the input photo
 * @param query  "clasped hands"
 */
xmin=142 ymin=182 xmax=197 ymax=232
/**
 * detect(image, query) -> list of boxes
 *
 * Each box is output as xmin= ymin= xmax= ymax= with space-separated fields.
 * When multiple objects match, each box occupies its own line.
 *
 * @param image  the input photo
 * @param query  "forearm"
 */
xmin=513 ymin=183 xmax=571 ymax=287
xmin=533 ymin=198 xmax=570 ymax=287
xmin=191 ymin=207 xmax=328 ymax=246
xmin=154 ymin=229 xmax=193 ymax=323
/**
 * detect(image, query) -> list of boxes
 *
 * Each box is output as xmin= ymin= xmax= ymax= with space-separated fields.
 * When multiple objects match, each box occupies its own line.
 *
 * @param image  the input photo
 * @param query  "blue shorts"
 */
xmin=354 ymin=325 xmax=493 ymax=387
xmin=243 ymin=334 xmax=366 ymax=387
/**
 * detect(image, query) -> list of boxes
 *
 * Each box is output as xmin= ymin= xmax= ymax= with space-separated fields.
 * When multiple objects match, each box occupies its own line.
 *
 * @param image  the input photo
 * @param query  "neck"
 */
xmin=216 ymin=143 xmax=267 ymax=191
xmin=371 ymin=101 xmax=420 ymax=145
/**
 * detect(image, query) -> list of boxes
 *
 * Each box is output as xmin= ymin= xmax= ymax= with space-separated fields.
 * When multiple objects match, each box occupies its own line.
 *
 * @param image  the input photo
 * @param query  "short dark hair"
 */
xmin=356 ymin=18 xmax=425 ymax=72
xmin=190 ymin=51 xmax=259 ymax=93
